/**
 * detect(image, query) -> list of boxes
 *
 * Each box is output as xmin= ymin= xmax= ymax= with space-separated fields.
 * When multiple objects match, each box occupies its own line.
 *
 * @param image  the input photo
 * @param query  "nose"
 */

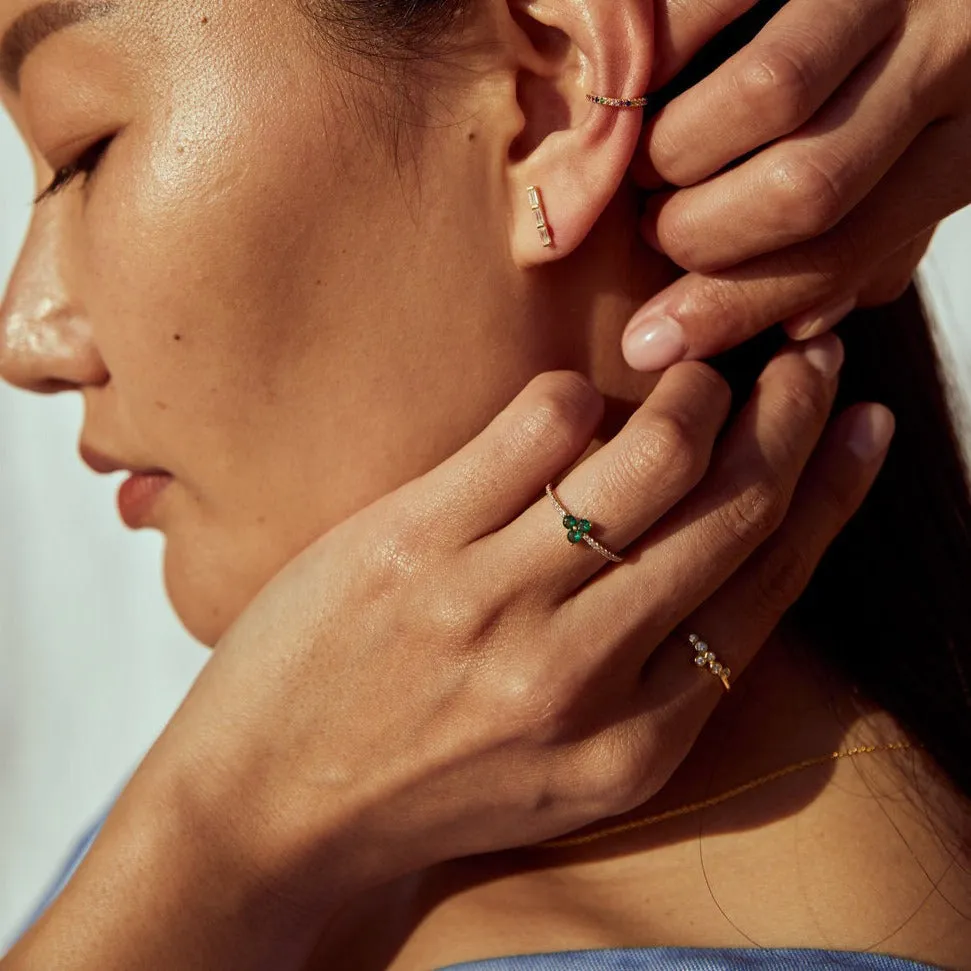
xmin=0 ymin=219 xmax=108 ymax=393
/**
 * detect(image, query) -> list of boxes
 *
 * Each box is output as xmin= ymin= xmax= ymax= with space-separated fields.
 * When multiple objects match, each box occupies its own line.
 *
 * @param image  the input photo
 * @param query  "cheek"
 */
xmin=78 ymin=100 xmax=363 ymax=640
xmin=76 ymin=80 xmax=525 ymax=645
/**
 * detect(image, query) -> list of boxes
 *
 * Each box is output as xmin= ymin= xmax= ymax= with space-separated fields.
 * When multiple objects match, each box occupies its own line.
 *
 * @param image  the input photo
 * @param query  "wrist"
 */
xmin=8 ymin=752 xmax=347 ymax=971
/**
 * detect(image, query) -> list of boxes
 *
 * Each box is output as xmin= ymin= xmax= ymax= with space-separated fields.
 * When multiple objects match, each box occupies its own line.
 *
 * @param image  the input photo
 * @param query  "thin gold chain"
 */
xmin=537 ymin=741 xmax=914 ymax=850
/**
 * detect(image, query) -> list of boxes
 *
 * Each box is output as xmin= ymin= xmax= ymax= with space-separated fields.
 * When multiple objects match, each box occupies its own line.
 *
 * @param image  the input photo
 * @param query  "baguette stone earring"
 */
xmin=527 ymin=185 xmax=552 ymax=248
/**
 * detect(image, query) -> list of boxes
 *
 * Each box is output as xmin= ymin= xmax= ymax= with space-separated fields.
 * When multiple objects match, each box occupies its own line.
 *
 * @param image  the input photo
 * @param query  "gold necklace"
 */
xmin=537 ymin=741 xmax=914 ymax=850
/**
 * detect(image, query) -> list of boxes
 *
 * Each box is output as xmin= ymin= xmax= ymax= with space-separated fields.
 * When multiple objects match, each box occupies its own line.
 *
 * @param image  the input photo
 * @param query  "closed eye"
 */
xmin=33 ymin=136 xmax=113 ymax=206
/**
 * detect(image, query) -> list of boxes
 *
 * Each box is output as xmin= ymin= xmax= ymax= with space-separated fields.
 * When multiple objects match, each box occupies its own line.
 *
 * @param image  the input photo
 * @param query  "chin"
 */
xmin=162 ymin=540 xmax=262 ymax=648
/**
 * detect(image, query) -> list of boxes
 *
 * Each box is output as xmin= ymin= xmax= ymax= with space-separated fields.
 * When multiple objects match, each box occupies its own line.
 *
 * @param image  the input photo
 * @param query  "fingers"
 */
xmin=650 ymin=0 xmax=761 ymax=92
xmin=782 ymin=295 xmax=858 ymax=343
xmin=487 ymin=362 xmax=732 ymax=603
xmin=623 ymin=118 xmax=971 ymax=370
xmin=566 ymin=336 xmax=843 ymax=645
xmin=783 ymin=227 xmax=935 ymax=340
xmin=400 ymin=372 xmax=603 ymax=548
xmin=645 ymin=0 xmax=902 ymax=190
xmin=637 ymin=403 xmax=894 ymax=732
xmin=854 ymin=227 xmax=936 ymax=308
xmin=643 ymin=35 xmax=929 ymax=273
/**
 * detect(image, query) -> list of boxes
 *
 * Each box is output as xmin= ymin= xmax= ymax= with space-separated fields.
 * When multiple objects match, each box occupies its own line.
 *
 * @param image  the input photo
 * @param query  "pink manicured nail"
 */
xmin=785 ymin=296 xmax=858 ymax=341
xmin=622 ymin=314 xmax=687 ymax=371
xmin=847 ymin=405 xmax=895 ymax=461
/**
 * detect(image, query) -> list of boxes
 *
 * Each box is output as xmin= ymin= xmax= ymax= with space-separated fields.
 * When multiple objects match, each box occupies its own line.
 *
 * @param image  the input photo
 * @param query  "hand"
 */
xmin=621 ymin=0 xmax=971 ymax=371
xmin=134 ymin=336 xmax=889 ymax=910
xmin=13 ymin=339 xmax=893 ymax=970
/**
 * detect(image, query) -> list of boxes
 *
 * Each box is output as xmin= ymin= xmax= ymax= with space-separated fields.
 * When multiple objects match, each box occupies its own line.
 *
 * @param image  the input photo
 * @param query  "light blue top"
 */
xmin=12 ymin=806 xmax=947 ymax=971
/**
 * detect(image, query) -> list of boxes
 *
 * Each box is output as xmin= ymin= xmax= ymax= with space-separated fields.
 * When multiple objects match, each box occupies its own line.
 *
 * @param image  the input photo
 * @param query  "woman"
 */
xmin=1 ymin=0 xmax=969 ymax=969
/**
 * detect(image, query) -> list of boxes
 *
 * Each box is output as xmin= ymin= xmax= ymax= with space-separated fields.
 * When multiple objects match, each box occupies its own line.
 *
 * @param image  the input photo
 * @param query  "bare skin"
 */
xmin=1 ymin=1 xmax=969 ymax=969
xmin=307 ymin=635 xmax=971 ymax=971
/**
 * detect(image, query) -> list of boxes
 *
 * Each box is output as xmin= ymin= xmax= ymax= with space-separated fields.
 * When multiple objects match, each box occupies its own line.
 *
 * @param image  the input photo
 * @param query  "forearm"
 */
xmin=2 ymin=760 xmax=347 ymax=971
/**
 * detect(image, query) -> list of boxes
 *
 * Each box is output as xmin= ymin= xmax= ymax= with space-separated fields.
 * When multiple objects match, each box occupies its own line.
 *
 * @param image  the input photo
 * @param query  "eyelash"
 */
xmin=32 ymin=136 xmax=113 ymax=206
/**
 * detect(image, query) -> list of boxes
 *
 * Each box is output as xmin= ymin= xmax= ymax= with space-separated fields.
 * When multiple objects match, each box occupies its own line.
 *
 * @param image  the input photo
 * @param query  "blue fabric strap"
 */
xmin=441 ymin=947 xmax=944 ymax=970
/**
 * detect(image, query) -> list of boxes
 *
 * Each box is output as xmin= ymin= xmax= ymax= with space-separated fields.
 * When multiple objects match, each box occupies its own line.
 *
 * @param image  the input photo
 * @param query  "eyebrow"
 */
xmin=0 ymin=0 xmax=119 ymax=93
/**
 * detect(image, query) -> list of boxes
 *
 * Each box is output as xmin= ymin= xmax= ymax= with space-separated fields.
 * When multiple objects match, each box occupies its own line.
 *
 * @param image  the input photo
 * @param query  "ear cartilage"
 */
xmin=526 ymin=185 xmax=552 ymax=248
xmin=586 ymin=94 xmax=650 ymax=108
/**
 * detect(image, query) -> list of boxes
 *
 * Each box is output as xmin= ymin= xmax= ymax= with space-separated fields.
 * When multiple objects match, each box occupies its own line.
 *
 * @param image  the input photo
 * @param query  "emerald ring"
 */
xmin=544 ymin=484 xmax=623 ymax=563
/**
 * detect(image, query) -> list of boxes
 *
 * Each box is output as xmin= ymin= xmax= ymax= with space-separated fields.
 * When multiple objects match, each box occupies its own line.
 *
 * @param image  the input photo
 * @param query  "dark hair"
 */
xmin=651 ymin=0 xmax=971 ymax=814
xmin=297 ymin=0 xmax=471 ymax=62
xmin=717 ymin=290 xmax=971 ymax=810
xmin=307 ymin=0 xmax=971 ymax=812
xmin=650 ymin=1 xmax=971 ymax=821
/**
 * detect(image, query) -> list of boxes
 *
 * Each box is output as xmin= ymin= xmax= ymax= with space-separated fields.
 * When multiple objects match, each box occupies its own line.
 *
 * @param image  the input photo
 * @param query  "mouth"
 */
xmin=79 ymin=442 xmax=173 ymax=529
xmin=79 ymin=443 xmax=168 ymax=476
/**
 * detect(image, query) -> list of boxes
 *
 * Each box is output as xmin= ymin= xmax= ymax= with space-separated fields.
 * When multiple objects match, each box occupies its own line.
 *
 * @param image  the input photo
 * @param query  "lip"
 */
xmin=117 ymin=471 xmax=173 ymax=529
xmin=79 ymin=442 xmax=173 ymax=528
xmin=79 ymin=443 xmax=169 ymax=477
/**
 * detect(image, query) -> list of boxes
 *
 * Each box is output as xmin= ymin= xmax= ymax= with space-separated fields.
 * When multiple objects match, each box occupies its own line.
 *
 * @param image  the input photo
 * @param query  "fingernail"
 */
xmin=622 ymin=314 xmax=687 ymax=371
xmin=785 ymin=296 xmax=857 ymax=341
xmin=802 ymin=333 xmax=845 ymax=378
xmin=847 ymin=405 xmax=895 ymax=461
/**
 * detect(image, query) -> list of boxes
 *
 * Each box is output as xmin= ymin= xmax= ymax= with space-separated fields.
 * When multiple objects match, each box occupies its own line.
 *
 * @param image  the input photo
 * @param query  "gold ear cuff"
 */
xmin=586 ymin=94 xmax=650 ymax=108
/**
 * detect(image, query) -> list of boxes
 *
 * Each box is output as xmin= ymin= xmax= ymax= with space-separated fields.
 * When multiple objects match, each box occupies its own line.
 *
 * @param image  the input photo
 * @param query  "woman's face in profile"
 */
xmin=0 ymin=0 xmax=577 ymax=645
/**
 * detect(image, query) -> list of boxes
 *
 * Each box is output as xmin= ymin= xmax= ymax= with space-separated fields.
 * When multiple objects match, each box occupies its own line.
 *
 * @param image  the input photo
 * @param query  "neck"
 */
xmin=311 ymin=626 xmax=969 ymax=970
xmin=438 ymin=629 xmax=933 ymax=938
xmin=516 ymin=625 xmax=907 ymax=866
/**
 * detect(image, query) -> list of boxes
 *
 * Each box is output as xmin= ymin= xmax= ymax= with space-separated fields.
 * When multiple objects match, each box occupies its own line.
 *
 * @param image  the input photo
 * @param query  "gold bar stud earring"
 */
xmin=527 ymin=185 xmax=552 ymax=248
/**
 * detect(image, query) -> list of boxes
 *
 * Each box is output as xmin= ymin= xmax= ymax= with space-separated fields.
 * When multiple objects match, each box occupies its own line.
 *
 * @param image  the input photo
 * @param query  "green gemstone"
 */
xmin=568 ymin=530 xmax=584 ymax=544
xmin=579 ymin=519 xmax=592 ymax=533
xmin=563 ymin=515 xmax=577 ymax=530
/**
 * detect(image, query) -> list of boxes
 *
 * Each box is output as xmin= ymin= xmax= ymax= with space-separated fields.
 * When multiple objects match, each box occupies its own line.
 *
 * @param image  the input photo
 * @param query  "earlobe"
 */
xmin=503 ymin=0 xmax=654 ymax=268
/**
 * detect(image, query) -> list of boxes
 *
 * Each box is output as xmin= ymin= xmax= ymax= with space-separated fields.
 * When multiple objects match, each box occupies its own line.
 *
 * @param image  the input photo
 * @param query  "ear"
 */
xmin=501 ymin=0 xmax=654 ymax=267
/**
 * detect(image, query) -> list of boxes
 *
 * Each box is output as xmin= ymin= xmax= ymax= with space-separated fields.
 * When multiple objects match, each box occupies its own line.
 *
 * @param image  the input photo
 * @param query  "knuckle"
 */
xmin=656 ymin=206 xmax=709 ymax=271
xmin=516 ymin=371 xmax=601 ymax=458
xmin=786 ymin=234 xmax=860 ymax=294
xmin=366 ymin=528 xmax=427 ymax=591
xmin=692 ymin=277 xmax=753 ymax=330
xmin=655 ymin=213 xmax=691 ymax=267
xmin=489 ymin=661 xmax=585 ymax=745
xmin=764 ymin=154 xmax=845 ymax=238
xmin=629 ymin=412 xmax=698 ymax=483
xmin=776 ymin=378 xmax=830 ymax=428
xmin=589 ymin=739 xmax=648 ymax=812
xmin=648 ymin=121 xmax=682 ymax=184
xmin=683 ymin=360 xmax=733 ymax=410
xmin=588 ymin=725 xmax=672 ymax=813
xmin=421 ymin=579 xmax=503 ymax=651
xmin=719 ymin=478 xmax=788 ymax=548
xmin=491 ymin=668 xmax=559 ymax=736
xmin=360 ymin=506 xmax=433 ymax=594
xmin=737 ymin=46 xmax=816 ymax=129
xmin=860 ymin=265 xmax=916 ymax=306
xmin=663 ymin=229 xmax=718 ymax=275
xmin=753 ymin=541 xmax=817 ymax=616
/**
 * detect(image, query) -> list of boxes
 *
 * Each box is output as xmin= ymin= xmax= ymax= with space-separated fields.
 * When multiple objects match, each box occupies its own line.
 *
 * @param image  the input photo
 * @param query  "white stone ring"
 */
xmin=689 ymin=634 xmax=732 ymax=692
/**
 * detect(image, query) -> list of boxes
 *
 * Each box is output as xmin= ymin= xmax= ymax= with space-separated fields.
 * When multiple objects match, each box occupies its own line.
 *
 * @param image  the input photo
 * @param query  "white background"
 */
xmin=1 ymin=107 xmax=969 ymax=947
